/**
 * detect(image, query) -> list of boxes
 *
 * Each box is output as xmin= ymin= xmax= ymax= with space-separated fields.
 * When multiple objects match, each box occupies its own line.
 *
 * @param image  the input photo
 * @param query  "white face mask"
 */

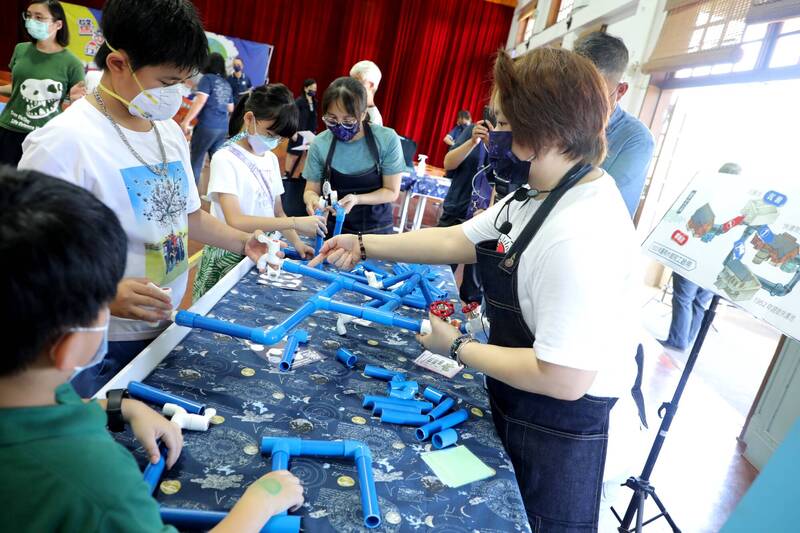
xmin=246 ymin=119 xmax=280 ymax=155
xmin=99 ymin=43 xmax=185 ymax=121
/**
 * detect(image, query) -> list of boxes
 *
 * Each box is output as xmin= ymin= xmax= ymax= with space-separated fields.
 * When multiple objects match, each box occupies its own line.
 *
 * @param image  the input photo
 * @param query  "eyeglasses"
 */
xmin=22 ymin=12 xmax=53 ymax=22
xmin=322 ymin=115 xmax=359 ymax=130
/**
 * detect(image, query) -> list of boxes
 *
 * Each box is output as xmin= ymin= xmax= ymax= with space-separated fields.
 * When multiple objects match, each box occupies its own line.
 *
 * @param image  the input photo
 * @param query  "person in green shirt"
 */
xmin=0 ymin=167 xmax=304 ymax=532
xmin=0 ymin=0 xmax=86 ymax=166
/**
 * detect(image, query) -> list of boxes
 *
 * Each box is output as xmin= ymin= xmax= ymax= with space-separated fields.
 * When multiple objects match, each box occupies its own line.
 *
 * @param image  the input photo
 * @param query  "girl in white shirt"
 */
xmin=193 ymin=84 xmax=326 ymax=299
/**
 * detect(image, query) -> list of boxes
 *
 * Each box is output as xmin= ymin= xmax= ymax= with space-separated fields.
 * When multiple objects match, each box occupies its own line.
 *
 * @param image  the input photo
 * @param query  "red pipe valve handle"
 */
xmin=462 ymin=302 xmax=480 ymax=318
xmin=430 ymin=300 xmax=455 ymax=320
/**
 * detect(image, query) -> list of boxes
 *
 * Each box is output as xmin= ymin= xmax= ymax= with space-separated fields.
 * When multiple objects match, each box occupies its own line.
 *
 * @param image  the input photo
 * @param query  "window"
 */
xmin=523 ymin=15 xmax=536 ymax=42
xmin=557 ymin=0 xmax=575 ymax=23
xmin=770 ymin=17 xmax=800 ymax=67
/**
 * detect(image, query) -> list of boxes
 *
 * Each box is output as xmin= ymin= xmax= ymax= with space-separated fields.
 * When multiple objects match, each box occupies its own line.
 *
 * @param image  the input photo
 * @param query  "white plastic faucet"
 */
xmin=163 ymin=403 xmax=217 ymax=432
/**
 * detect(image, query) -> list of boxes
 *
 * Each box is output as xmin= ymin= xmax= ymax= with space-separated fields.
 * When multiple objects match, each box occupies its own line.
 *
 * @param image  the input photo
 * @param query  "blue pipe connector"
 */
xmin=335 ymin=347 xmax=358 ymax=368
xmin=432 ymin=428 xmax=459 ymax=449
xmin=128 ymin=381 xmax=205 ymax=414
xmin=422 ymin=386 xmax=446 ymax=404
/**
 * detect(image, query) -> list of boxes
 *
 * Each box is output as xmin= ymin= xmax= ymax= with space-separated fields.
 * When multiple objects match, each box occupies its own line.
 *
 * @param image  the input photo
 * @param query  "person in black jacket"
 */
xmin=284 ymin=78 xmax=317 ymax=177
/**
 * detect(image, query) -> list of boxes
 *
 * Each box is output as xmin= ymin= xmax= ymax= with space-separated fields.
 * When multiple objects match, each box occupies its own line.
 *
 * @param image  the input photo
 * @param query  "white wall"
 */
xmin=508 ymin=0 xmax=668 ymax=117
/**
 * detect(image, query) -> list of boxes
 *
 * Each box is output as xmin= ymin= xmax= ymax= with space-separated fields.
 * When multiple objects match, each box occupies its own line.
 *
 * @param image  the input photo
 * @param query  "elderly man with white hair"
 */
xmin=350 ymin=60 xmax=383 ymax=126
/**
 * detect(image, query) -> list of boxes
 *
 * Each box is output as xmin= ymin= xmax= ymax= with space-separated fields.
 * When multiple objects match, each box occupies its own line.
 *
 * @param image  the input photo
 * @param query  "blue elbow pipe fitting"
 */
xmin=422 ymin=386 xmax=446 ymax=404
xmin=127 ymin=381 xmax=205 ymax=414
xmin=278 ymin=329 xmax=309 ymax=372
xmin=432 ymin=428 xmax=459 ymax=449
xmin=364 ymin=364 xmax=404 ymax=381
xmin=415 ymin=409 xmax=469 ymax=441
xmin=426 ymin=396 xmax=455 ymax=420
xmin=260 ymin=438 xmax=381 ymax=529
xmin=362 ymin=395 xmax=433 ymax=412
xmin=380 ymin=409 xmax=431 ymax=426
xmin=335 ymin=347 xmax=358 ymax=368
xmin=160 ymin=508 xmax=301 ymax=533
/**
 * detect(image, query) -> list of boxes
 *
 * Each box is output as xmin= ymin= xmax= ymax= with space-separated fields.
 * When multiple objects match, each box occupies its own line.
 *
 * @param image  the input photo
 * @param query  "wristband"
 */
xmin=449 ymin=334 xmax=475 ymax=366
xmin=106 ymin=388 xmax=129 ymax=433
xmin=357 ymin=233 xmax=367 ymax=261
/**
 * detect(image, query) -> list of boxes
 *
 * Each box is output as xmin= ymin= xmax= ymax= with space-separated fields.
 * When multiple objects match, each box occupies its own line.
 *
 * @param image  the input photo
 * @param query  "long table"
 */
xmin=102 ymin=258 xmax=530 ymax=532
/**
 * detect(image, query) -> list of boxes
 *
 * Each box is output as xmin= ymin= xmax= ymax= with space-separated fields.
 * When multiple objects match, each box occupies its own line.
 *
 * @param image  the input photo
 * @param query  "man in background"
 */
xmin=575 ymin=31 xmax=655 ymax=218
xmin=227 ymin=57 xmax=252 ymax=104
xmin=443 ymin=110 xmax=472 ymax=146
xmin=350 ymin=60 xmax=383 ymax=126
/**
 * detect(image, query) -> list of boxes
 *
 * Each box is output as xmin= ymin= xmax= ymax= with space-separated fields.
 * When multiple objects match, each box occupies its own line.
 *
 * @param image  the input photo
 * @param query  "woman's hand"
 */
xmin=290 ymin=240 xmax=316 ymax=260
xmin=123 ymin=399 xmax=184 ymax=468
xmin=338 ymin=194 xmax=359 ymax=214
xmin=307 ymin=234 xmax=360 ymax=269
xmin=110 ymin=278 xmax=173 ymax=322
xmin=292 ymin=215 xmax=327 ymax=238
xmin=415 ymin=311 xmax=461 ymax=357
xmin=471 ymin=120 xmax=493 ymax=145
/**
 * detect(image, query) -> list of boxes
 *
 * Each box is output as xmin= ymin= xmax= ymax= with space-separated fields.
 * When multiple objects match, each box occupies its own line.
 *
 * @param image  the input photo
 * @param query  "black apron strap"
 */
xmin=498 ymin=163 xmax=594 ymax=274
xmin=323 ymin=134 xmax=338 ymax=187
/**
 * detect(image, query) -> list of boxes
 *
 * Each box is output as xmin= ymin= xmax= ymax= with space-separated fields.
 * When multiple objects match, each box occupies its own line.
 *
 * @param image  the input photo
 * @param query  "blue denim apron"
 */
xmin=324 ymin=122 xmax=394 ymax=234
xmin=475 ymin=164 xmax=640 ymax=531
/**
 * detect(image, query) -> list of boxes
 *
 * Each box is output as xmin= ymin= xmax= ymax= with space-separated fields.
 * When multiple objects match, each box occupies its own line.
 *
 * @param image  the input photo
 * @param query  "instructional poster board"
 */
xmin=61 ymin=2 xmax=273 ymax=85
xmin=643 ymin=171 xmax=800 ymax=341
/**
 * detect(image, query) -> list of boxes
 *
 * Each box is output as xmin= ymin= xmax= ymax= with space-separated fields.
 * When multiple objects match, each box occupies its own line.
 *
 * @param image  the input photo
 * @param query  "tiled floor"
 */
xmin=599 ymin=289 xmax=780 ymax=532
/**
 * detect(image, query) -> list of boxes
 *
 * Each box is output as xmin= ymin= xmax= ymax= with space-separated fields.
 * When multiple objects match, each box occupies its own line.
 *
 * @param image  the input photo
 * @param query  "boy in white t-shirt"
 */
xmin=193 ymin=84 xmax=327 ymax=300
xmin=18 ymin=0 xmax=272 ymax=397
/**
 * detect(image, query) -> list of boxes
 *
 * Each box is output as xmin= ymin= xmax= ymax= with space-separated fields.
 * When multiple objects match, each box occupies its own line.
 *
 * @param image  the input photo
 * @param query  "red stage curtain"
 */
xmin=2 ymin=0 xmax=513 ymax=167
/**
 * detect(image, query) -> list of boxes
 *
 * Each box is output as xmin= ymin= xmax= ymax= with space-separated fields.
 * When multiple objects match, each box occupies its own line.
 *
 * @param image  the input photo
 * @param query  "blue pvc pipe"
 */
xmin=279 ymin=329 xmax=308 ymax=372
xmin=260 ymin=300 xmax=318 ymax=346
xmin=128 ymin=381 xmax=205 ymax=414
xmin=159 ymin=508 xmax=301 ymax=533
xmin=335 ymin=347 xmax=358 ymax=368
xmin=380 ymin=409 xmax=431 ymax=426
xmin=313 ymin=208 xmax=326 ymax=256
xmin=282 ymin=246 xmax=302 ymax=260
xmin=419 ymin=278 xmax=435 ymax=306
xmin=333 ymin=206 xmax=345 ymax=236
xmin=423 ymin=386 xmax=446 ymax=404
xmin=371 ymin=400 xmax=423 ymax=416
xmin=378 ymin=270 xmax=415 ymax=289
xmin=416 ymin=409 xmax=469 ymax=441
xmin=283 ymin=261 xmax=399 ymax=304
xmin=260 ymin=438 xmax=381 ymax=529
xmin=142 ymin=446 xmax=166 ymax=495
xmin=362 ymin=395 xmax=433 ymax=412
xmin=315 ymin=298 xmax=422 ymax=332
xmin=432 ymin=428 xmax=459 ymax=449
xmin=174 ymin=310 xmax=276 ymax=347
xmin=364 ymin=365 xmax=404 ymax=381
xmin=426 ymin=396 xmax=455 ymax=420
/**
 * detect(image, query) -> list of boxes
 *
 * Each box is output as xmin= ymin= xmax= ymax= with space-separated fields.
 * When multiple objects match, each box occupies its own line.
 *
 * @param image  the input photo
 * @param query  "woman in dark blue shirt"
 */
xmin=181 ymin=52 xmax=234 ymax=182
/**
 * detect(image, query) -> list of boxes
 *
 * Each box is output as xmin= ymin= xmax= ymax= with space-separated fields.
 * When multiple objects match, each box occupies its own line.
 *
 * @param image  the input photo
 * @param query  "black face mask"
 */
xmin=487 ymin=131 xmax=533 ymax=198
xmin=307 ymin=90 xmax=316 ymax=97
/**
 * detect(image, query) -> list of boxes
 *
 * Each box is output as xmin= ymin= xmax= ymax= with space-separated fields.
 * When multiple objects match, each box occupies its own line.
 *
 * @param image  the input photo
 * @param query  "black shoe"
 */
xmin=657 ymin=338 xmax=686 ymax=352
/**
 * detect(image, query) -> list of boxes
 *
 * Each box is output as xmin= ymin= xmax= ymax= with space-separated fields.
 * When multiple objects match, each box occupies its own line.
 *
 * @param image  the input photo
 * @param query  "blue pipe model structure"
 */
xmin=261 ymin=437 xmax=381 ymax=529
xmin=279 ymin=329 xmax=309 ymax=372
xmin=127 ymin=381 xmax=205 ymax=415
xmin=159 ymin=508 xmax=300 ymax=533
xmin=416 ymin=409 xmax=469 ymax=441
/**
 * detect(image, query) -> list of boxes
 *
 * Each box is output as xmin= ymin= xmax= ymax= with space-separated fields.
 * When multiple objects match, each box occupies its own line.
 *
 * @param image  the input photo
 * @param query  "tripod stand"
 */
xmin=612 ymin=294 xmax=722 ymax=533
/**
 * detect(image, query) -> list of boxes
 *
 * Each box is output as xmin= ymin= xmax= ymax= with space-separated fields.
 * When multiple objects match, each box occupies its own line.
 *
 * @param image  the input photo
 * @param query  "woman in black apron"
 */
xmin=310 ymin=48 xmax=646 ymax=532
xmin=302 ymin=77 xmax=403 ymax=235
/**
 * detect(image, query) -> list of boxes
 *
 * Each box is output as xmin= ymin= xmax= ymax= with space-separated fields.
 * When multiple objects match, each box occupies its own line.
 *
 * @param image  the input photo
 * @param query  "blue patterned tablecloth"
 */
xmin=115 ymin=263 xmax=530 ymax=532
xmin=401 ymin=174 xmax=451 ymax=200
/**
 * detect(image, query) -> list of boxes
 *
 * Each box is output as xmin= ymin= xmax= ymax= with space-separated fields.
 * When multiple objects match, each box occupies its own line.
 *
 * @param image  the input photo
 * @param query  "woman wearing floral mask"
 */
xmin=0 ymin=0 xmax=85 ymax=166
xmin=192 ymin=84 xmax=326 ymax=300
xmin=302 ymin=77 xmax=406 ymax=235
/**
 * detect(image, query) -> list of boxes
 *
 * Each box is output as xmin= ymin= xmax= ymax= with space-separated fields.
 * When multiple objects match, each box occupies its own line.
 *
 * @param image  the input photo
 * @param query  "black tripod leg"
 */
xmin=649 ymin=491 xmax=681 ymax=532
